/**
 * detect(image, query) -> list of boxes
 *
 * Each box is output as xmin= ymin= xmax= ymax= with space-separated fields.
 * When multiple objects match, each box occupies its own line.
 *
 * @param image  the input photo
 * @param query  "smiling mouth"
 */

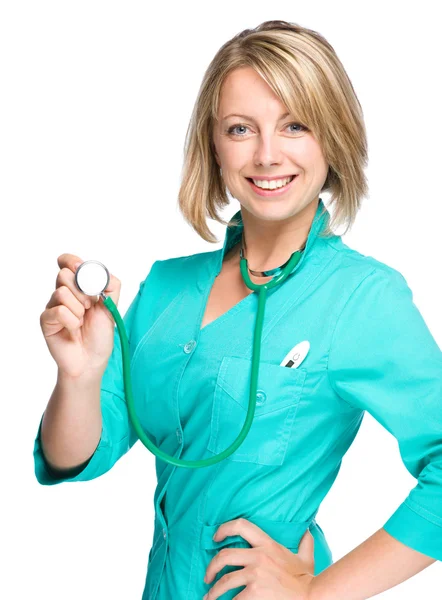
xmin=246 ymin=174 xmax=295 ymax=182
xmin=245 ymin=175 xmax=298 ymax=193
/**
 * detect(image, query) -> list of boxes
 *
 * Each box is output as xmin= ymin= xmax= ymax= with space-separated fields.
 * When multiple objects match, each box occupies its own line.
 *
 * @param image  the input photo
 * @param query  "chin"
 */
xmin=240 ymin=201 xmax=302 ymax=223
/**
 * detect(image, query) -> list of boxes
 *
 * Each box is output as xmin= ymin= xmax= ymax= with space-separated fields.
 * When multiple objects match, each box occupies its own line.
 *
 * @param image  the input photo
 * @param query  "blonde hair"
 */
xmin=178 ymin=20 xmax=369 ymax=242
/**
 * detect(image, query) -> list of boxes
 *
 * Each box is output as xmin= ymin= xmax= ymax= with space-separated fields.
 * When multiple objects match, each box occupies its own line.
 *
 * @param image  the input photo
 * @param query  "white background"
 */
xmin=1 ymin=1 xmax=441 ymax=598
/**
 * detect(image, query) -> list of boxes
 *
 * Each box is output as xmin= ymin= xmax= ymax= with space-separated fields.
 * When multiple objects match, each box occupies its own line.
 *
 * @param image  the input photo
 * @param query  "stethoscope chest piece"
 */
xmin=74 ymin=260 xmax=110 ymax=297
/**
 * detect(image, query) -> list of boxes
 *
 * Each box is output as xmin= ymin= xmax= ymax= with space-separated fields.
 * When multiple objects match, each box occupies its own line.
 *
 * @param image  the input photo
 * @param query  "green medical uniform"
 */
xmin=34 ymin=198 xmax=442 ymax=599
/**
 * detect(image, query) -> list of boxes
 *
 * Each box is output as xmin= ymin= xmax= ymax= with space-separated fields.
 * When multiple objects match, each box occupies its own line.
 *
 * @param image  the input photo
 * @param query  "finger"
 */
xmin=56 ymin=254 xmax=90 ymax=307
xmin=46 ymin=285 xmax=89 ymax=320
xmin=214 ymin=518 xmax=275 ymax=549
xmin=204 ymin=566 xmax=252 ymax=600
xmin=42 ymin=304 xmax=84 ymax=334
xmin=205 ymin=547 xmax=268 ymax=585
xmin=55 ymin=253 xmax=121 ymax=310
xmin=95 ymin=272 xmax=120 ymax=304
xmin=57 ymin=253 xmax=84 ymax=273
xmin=54 ymin=267 xmax=91 ymax=310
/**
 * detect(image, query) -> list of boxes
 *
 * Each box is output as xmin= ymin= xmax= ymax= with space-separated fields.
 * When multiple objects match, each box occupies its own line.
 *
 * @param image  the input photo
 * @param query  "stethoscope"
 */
xmin=74 ymin=234 xmax=304 ymax=469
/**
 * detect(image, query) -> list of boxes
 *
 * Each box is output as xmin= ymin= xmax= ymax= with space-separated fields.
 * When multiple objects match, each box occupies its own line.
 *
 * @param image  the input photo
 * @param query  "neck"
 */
xmin=234 ymin=198 xmax=318 ymax=271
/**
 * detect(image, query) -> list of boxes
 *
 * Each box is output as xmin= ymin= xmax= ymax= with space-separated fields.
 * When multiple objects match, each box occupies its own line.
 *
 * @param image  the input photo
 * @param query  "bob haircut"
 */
xmin=178 ymin=20 xmax=369 ymax=243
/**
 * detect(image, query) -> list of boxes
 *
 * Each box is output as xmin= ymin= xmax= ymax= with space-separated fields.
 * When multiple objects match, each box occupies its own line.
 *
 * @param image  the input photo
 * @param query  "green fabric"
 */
xmin=33 ymin=198 xmax=442 ymax=599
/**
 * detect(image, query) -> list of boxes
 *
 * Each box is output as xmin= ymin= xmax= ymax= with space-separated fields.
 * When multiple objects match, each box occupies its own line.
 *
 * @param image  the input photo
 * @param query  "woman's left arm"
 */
xmin=311 ymin=526 xmax=436 ymax=600
xmin=316 ymin=267 xmax=442 ymax=599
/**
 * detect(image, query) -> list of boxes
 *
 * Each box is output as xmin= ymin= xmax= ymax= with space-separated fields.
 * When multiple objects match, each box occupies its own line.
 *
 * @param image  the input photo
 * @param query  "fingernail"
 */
xmin=203 ymin=595 xmax=208 ymax=599
xmin=74 ymin=262 xmax=81 ymax=270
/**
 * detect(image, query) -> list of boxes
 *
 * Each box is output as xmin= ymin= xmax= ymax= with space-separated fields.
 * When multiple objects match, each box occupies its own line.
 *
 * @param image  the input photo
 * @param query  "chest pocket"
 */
xmin=207 ymin=355 xmax=306 ymax=466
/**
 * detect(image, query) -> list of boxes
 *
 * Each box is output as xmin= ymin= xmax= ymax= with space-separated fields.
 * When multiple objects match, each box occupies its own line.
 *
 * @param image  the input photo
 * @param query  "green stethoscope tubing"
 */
xmin=102 ymin=249 xmax=302 ymax=468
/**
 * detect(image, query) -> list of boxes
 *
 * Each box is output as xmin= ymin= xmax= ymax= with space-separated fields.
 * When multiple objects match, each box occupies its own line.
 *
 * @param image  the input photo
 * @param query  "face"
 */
xmin=212 ymin=67 xmax=329 ymax=224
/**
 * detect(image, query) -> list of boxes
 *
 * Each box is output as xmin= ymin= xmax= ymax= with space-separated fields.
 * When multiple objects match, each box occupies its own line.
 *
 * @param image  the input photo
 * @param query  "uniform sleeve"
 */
xmin=33 ymin=261 xmax=158 ymax=486
xmin=327 ymin=267 xmax=442 ymax=561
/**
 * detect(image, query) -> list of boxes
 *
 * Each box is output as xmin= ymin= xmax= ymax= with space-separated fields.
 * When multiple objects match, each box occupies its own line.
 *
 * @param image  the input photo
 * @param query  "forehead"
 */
xmin=218 ymin=67 xmax=287 ymax=116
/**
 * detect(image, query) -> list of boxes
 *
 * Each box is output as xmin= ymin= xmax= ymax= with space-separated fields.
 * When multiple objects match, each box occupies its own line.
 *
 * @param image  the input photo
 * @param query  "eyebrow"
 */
xmin=222 ymin=112 xmax=291 ymax=122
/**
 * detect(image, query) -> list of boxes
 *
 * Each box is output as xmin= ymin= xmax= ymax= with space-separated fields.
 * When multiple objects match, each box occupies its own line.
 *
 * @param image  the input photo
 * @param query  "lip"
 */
xmin=246 ymin=174 xmax=298 ymax=197
xmin=247 ymin=174 xmax=297 ymax=181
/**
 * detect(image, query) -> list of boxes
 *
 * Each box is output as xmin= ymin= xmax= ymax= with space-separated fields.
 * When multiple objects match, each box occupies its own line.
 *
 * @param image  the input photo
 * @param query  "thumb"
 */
xmin=297 ymin=528 xmax=315 ymax=562
xmin=100 ymin=272 xmax=121 ymax=308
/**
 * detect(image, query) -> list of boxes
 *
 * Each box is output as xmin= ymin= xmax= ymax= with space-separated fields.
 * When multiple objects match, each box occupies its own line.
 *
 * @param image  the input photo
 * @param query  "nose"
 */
xmin=253 ymin=130 xmax=284 ymax=169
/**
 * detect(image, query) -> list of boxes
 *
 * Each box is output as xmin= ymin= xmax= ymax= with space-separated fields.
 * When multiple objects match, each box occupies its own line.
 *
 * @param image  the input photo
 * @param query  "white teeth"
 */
xmin=252 ymin=176 xmax=294 ymax=189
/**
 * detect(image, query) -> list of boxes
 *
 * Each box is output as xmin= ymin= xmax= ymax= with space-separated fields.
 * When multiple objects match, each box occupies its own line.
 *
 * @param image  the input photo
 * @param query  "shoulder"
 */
xmin=151 ymin=249 xmax=218 ymax=275
xmin=328 ymin=237 xmax=409 ymax=294
xmin=140 ymin=249 xmax=220 ymax=292
xmin=132 ymin=249 xmax=219 ymax=330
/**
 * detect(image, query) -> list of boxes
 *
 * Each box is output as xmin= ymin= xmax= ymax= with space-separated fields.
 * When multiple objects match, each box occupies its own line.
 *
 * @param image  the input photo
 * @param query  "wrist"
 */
xmin=308 ymin=574 xmax=327 ymax=600
xmin=57 ymin=367 xmax=104 ymax=387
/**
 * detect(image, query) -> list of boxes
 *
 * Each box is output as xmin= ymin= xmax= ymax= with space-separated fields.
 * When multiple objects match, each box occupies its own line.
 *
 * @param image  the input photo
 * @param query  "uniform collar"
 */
xmin=216 ymin=197 xmax=331 ymax=276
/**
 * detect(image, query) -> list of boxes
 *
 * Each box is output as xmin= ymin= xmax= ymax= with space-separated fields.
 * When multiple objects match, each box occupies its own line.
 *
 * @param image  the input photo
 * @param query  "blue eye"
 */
xmin=228 ymin=124 xmax=248 ymax=136
xmin=227 ymin=122 xmax=308 ymax=137
xmin=287 ymin=123 xmax=307 ymax=134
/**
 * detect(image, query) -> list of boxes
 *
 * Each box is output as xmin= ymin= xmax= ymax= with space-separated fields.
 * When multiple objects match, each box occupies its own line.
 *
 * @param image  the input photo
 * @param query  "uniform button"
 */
xmin=183 ymin=340 xmax=196 ymax=353
xmin=176 ymin=428 xmax=182 ymax=443
xmin=256 ymin=390 xmax=266 ymax=405
xmin=163 ymin=528 xmax=167 ymax=540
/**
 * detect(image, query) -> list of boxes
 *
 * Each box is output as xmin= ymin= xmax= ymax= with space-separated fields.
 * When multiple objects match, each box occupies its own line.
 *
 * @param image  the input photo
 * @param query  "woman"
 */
xmin=35 ymin=20 xmax=441 ymax=599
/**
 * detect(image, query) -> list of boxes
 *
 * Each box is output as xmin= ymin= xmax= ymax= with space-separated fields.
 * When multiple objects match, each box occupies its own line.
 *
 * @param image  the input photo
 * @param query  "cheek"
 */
xmin=300 ymin=138 xmax=327 ymax=167
xmin=220 ymin=141 xmax=250 ymax=166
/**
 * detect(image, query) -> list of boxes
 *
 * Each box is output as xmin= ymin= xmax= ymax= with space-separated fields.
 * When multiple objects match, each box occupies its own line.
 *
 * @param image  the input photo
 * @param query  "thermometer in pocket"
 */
xmin=280 ymin=340 xmax=310 ymax=368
